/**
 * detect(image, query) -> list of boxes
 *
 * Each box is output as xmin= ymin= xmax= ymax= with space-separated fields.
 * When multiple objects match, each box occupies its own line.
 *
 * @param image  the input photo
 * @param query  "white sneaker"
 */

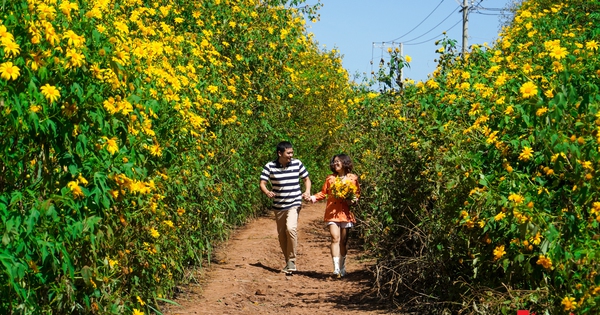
xmin=340 ymin=256 xmax=347 ymax=277
xmin=333 ymin=257 xmax=341 ymax=278
xmin=282 ymin=261 xmax=297 ymax=273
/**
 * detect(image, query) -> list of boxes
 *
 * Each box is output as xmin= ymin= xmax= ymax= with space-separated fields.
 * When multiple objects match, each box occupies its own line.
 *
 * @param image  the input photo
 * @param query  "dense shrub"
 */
xmin=346 ymin=0 xmax=600 ymax=313
xmin=0 ymin=0 xmax=349 ymax=313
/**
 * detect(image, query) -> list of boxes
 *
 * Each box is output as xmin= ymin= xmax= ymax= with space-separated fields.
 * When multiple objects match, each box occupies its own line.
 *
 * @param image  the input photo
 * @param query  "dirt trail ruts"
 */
xmin=164 ymin=201 xmax=390 ymax=315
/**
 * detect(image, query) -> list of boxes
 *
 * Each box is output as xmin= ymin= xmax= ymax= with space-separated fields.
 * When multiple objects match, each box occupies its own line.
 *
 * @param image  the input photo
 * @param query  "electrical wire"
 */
xmin=476 ymin=7 xmax=504 ymax=11
xmin=473 ymin=12 xmax=503 ymax=16
xmin=404 ymin=18 xmax=462 ymax=46
xmin=385 ymin=0 xmax=445 ymax=43
xmin=403 ymin=5 xmax=461 ymax=43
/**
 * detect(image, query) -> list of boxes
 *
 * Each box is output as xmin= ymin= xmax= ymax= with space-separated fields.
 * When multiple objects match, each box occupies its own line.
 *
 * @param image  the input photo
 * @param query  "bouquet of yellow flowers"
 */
xmin=330 ymin=177 xmax=358 ymax=201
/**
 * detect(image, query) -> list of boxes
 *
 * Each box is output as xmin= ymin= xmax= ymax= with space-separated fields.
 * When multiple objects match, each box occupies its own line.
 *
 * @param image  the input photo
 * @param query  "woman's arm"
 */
xmin=312 ymin=176 xmax=331 ymax=202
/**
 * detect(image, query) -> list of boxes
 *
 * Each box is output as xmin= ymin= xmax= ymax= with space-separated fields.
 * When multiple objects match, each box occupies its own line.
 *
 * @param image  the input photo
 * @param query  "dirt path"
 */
xmin=164 ymin=202 xmax=389 ymax=315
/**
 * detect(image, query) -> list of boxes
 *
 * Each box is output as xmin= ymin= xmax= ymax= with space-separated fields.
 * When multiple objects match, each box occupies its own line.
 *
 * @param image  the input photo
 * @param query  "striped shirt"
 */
xmin=260 ymin=159 xmax=309 ymax=211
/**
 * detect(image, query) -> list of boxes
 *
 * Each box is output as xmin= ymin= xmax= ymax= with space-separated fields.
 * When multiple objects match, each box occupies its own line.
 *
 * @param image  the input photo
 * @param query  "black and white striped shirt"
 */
xmin=260 ymin=159 xmax=309 ymax=211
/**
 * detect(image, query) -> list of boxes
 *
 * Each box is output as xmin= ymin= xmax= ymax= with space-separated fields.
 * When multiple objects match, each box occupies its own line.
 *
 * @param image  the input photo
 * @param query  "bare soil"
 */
xmin=164 ymin=201 xmax=391 ymax=315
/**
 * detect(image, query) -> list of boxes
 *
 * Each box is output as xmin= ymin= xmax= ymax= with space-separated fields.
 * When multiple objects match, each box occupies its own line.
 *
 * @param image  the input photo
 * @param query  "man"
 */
xmin=260 ymin=141 xmax=311 ymax=273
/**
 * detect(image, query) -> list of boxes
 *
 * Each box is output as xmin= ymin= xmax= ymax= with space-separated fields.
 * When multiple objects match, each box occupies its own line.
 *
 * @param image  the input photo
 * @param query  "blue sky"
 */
xmin=306 ymin=0 xmax=516 ymax=82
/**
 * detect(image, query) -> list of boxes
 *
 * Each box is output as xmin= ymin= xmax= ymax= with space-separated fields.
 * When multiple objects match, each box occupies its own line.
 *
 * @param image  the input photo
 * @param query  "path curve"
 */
xmin=164 ymin=202 xmax=389 ymax=315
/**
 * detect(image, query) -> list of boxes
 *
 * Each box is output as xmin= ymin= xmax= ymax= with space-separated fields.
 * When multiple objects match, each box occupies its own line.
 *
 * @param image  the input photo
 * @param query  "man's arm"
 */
xmin=301 ymin=176 xmax=311 ymax=200
xmin=260 ymin=180 xmax=275 ymax=198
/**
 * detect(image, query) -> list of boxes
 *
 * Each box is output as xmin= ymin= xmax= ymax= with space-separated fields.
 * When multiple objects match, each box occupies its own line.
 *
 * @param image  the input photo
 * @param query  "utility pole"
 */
xmin=462 ymin=0 xmax=469 ymax=56
xmin=399 ymin=42 xmax=404 ymax=82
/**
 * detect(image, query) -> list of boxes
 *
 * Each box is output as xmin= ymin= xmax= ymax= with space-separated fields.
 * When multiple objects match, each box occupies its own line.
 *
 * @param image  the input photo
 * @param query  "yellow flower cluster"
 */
xmin=112 ymin=174 xmax=155 ymax=195
xmin=330 ymin=177 xmax=357 ymax=201
xmin=536 ymin=254 xmax=553 ymax=270
xmin=67 ymin=174 xmax=88 ymax=199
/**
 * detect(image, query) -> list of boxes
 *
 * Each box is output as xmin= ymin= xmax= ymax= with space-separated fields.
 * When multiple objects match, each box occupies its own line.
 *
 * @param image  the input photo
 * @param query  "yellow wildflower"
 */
xmin=207 ymin=85 xmax=218 ymax=93
xmin=548 ymin=45 xmax=568 ymax=59
xmin=494 ymin=212 xmax=506 ymax=221
xmin=520 ymin=81 xmax=538 ymax=98
xmin=531 ymin=232 xmax=542 ymax=245
xmin=536 ymin=255 xmax=553 ymax=270
xmin=508 ymin=193 xmax=525 ymax=204
xmin=147 ymin=144 xmax=162 ymax=157
xmin=62 ymin=30 xmax=85 ymax=47
xmin=66 ymin=49 xmax=85 ymax=68
xmin=518 ymin=146 xmax=534 ymax=161
xmin=561 ymin=296 xmax=577 ymax=311
xmin=536 ymin=107 xmax=548 ymax=116
xmin=149 ymin=227 xmax=160 ymax=238
xmin=107 ymin=257 xmax=118 ymax=268
xmin=0 ymin=62 xmax=20 ymax=80
xmin=40 ymin=84 xmax=61 ymax=103
xmin=59 ymin=1 xmax=79 ymax=16
xmin=591 ymin=202 xmax=600 ymax=216
xmin=493 ymin=245 xmax=506 ymax=261
xmin=78 ymin=175 xmax=88 ymax=186
xmin=0 ymin=25 xmax=13 ymax=40
xmin=102 ymin=137 xmax=119 ymax=155
xmin=67 ymin=181 xmax=84 ymax=198
xmin=1 ymin=37 xmax=20 ymax=57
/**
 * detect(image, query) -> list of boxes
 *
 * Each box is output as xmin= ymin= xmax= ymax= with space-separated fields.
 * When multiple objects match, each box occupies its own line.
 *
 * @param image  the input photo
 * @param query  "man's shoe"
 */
xmin=282 ymin=261 xmax=297 ymax=273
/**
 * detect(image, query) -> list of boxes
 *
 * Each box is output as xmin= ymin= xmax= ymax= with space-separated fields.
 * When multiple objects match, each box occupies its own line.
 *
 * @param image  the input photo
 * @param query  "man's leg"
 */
xmin=285 ymin=207 xmax=300 ymax=268
xmin=274 ymin=210 xmax=289 ymax=263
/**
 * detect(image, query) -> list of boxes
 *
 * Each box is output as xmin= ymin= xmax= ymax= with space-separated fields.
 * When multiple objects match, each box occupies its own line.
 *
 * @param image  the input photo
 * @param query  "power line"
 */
xmin=385 ymin=0 xmax=445 ymax=42
xmin=473 ymin=12 xmax=503 ymax=16
xmin=404 ymin=18 xmax=462 ymax=46
xmin=403 ymin=5 xmax=461 ymax=43
xmin=476 ymin=7 xmax=504 ymax=11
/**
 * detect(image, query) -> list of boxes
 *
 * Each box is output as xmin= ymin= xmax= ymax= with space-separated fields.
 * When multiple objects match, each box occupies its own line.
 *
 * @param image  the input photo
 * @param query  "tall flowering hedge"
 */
xmin=344 ymin=0 xmax=600 ymax=313
xmin=0 ymin=0 xmax=350 ymax=313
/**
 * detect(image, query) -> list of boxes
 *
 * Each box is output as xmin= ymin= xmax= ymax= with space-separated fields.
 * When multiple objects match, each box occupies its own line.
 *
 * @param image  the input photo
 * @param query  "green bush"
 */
xmin=344 ymin=0 xmax=600 ymax=313
xmin=0 ymin=0 xmax=349 ymax=313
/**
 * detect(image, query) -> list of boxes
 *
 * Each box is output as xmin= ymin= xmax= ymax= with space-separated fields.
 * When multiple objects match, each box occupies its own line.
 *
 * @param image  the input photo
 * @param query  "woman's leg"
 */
xmin=339 ymin=228 xmax=349 ymax=276
xmin=329 ymin=224 xmax=341 ymax=258
xmin=329 ymin=224 xmax=341 ymax=275
xmin=339 ymin=227 xmax=349 ymax=257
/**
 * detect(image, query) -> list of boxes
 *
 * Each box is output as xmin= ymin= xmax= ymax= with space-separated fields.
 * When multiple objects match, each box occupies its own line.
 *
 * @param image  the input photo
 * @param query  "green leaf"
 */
xmin=154 ymin=297 xmax=180 ymax=306
xmin=540 ymin=239 xmax=549 ymax=254
xmin=81 ymin=266 xmax=92 ymax=285
xmin=26 ymin=209 xmax=39 ymax=235
xmin=502 ymin=258 xmax=510 ymax=272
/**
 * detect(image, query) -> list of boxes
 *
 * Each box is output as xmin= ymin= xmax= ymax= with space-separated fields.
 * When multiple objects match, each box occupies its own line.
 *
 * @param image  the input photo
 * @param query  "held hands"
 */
xmin=302 ymin=193 xmax=317 ymax=203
